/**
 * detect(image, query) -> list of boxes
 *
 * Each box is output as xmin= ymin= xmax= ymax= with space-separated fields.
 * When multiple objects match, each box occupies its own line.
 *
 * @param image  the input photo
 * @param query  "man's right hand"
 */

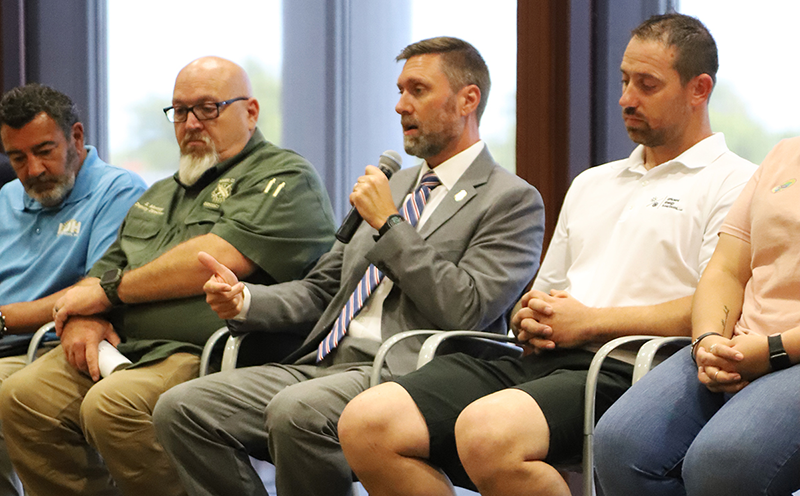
xmin=511 ymin=290 xmax=555 ymax=351
xmin=60 ymin=315 xmax=120 ymax=382
xmin=199 ymin=251 xmax=245 ymax=319
xmin=53 ymin=278 xmax=111 ymax=334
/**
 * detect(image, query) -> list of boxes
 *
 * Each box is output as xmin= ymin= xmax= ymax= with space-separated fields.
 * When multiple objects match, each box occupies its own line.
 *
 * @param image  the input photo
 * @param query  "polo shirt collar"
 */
xmin=616 ymin=132 xmax=727 ymax=175
xmin=174 ymin=128 xmax=267 ymax=190
xmin=19 ymin=145 xmax=98 ymax=212
xmin=416 ymin=140 xmax=485 ymax=191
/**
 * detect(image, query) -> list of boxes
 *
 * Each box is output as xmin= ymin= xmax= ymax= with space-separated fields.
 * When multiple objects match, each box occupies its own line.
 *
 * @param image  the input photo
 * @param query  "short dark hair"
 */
xmin=397 ymin=36 xmax=491 ymax=122
xmin=632 ymin=13 xmax=718 ymax=87
xmin=0 ymin=83 xmax=80 ymax=139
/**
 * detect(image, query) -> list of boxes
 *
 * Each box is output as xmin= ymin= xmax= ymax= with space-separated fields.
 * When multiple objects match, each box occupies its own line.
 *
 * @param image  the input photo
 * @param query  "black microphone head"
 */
xmin=378 ymin=150 xmax=403 ymax=178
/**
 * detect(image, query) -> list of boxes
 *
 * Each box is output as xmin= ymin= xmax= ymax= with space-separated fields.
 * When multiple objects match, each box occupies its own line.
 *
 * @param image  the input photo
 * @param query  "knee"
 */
xmin=338 ymin=384 xmax=406 ymax=466
xmin=0 ymin=368 xmax=40 ymax=429
xmin=264 ymin=385 xmax=316 ymax=443
xmin=79 ymin=380 xmax=124 ymax=442
xmin=152 ymin=381 xmax=194 ymax=446
xmin=594 ymin=404 xmax=636 ymax=473
xmin=455 ymin=394 xmax=535 ymax=484
xmin=683 ymin=434 xmax=743 ymax=496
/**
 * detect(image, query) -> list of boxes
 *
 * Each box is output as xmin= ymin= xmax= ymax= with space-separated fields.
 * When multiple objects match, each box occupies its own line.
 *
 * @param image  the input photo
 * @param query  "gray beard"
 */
xmin=403 ymin=134 xmax=449 ymax=160
xmin=178 ymin=150 xmax=219 ymax=186
xmin=25 ymin=145 xmax=80 ymax=208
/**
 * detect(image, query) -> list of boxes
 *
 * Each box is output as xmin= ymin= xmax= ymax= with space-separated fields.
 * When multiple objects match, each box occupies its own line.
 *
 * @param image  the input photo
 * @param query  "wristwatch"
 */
xmin=100 ymin=268 xmax=124 ymax=306
xmin=768 ymin=334 xmax=792 ymax=371
xmin=375 ymin=214 xmax=404 ymax=240
xmin=0 ymin=310 xmax=6 ymax=338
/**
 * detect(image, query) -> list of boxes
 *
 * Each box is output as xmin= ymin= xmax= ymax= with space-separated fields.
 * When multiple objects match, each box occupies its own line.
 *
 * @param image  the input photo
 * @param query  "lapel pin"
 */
xmin=454 ymin=190 xmax=467 ymax=202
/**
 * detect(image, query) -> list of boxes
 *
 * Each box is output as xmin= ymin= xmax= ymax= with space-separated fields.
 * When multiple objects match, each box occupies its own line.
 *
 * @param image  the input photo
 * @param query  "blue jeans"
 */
xmin=594 ymin=346 xmax=800 ymax=496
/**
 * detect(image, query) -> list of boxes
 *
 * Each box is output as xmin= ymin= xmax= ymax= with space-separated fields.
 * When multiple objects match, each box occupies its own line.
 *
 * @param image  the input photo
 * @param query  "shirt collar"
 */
xmin=615 ymin=133 xmax=728 ymax=174
xmin=416 ymin=140 xmax=485 ymax=190
xmin=21 ymin=145 xmax=98 ymax=212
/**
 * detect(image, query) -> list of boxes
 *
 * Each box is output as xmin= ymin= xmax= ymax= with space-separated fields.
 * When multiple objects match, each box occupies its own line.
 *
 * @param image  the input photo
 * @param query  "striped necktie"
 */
xmin=317 ymin=171 xmax=441 ymax=362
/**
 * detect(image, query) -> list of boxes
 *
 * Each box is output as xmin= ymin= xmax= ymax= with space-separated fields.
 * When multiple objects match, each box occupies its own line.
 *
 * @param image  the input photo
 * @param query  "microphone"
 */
xmin=335 ymin=150 xmax=403 ymax=243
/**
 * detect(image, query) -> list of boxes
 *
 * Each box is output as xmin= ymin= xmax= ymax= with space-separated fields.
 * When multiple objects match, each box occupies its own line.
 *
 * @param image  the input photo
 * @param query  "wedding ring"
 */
xmin=709 ymin=343 xmax=717 ymax=353
xmin=713 ymin=370 xmax=720 ymax=381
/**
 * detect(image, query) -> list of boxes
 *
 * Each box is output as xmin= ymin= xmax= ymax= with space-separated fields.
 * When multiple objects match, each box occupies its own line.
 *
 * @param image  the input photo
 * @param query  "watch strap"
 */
xmin=768 ymin=334 xmax=792 ymax=371
xmin=375 ymin=214 xmax=405 ymax=240
xmin=0 ymin=310 xmax=6 ymax=338
xmin=100 ymin=268 xmax=124 ymax=307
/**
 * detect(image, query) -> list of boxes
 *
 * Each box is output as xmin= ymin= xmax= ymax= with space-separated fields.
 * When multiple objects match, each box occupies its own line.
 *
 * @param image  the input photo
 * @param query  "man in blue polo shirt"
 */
xmin=0 ymin=83 xmax=146 ymax=496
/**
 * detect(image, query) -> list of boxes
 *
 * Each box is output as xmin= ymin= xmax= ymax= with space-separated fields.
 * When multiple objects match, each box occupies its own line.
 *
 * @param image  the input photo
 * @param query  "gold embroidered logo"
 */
xmin=211 ymin=178 xmax=235 ymax=204
xmin=57 ymin=219 xmax=81 ymax=237
xmin=263 ymin=177 xmax=286 ymax=197
xmin=132 ymin=202 xmax=164 ymax=215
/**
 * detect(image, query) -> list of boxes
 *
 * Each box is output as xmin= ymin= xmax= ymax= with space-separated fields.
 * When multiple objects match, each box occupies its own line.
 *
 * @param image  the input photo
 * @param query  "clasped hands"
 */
xmin=53 ymin=278 xmax=112 ymax=334
xmin=52 ymin=279 xmax=120 ymax=381
xmin=511 ymin=289 xmax=593 ymax=352
xmin=694 ymin=332 xmax=770 ymax=393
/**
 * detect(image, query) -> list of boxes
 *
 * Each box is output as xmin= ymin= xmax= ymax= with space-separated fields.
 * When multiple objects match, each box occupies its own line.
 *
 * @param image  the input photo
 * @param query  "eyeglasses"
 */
xmin=163 ymin=97 xmax=249 ymax=123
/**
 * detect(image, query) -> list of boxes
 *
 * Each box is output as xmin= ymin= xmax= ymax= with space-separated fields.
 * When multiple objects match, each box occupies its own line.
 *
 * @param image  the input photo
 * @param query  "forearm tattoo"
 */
xmin=720 ymin=305 xmax=730 ymax=333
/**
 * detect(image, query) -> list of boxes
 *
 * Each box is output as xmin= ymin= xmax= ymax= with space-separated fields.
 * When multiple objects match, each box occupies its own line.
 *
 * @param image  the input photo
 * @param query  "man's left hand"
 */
xmin=350 ymin=165 xmax=398 ymax=230
xmin=53 ymin=279 xmax=111 ymax=334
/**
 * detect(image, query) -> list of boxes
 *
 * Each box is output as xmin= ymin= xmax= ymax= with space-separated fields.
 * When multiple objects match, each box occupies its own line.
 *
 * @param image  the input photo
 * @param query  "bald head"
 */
xmin=171 ymin=56 xmax=260 ymax=164
xmin=175 ymin=57 xmax=253 ymax=98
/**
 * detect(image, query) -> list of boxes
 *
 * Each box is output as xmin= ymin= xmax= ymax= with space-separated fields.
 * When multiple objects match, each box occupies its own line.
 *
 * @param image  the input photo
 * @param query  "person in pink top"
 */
xmin=595 ymin=137 xmax=800 ymax=496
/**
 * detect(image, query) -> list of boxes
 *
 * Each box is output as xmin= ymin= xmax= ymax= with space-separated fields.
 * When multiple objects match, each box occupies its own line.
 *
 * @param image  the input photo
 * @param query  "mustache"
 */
xmin=24 ymin=175 xmax=61 ymax=188
xmin=401 ymin=117 xmax=420 ymax=128
xmin=622 ymin=106 xmax=645 ymax=118
xmin=181 ymin=132 xmax=212 ymax=148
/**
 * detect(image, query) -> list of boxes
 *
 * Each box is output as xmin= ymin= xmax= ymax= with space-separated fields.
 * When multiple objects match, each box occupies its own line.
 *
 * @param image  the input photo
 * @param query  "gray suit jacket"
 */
xmin=231 ymin=147 xmax=545 ymax=375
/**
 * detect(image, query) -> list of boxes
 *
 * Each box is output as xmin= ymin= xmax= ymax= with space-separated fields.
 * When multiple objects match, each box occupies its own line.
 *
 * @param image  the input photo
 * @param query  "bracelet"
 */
xmin=690 ymin=331 xmax=723 ymax=364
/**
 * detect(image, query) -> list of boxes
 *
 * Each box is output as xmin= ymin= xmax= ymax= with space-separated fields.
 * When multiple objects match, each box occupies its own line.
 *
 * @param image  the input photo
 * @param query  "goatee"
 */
xmin=178 ymin=134 xmax=219 ymax=186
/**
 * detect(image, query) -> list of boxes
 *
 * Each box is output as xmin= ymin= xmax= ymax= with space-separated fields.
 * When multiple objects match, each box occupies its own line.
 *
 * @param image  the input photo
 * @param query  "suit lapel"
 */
xmin=418 ymin=147 xmax=495 ymax=240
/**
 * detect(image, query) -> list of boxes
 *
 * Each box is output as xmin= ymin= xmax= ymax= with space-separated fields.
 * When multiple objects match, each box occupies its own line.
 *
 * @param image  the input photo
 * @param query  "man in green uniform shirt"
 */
xmin=0 ymin=56 xmax=336 ymax=496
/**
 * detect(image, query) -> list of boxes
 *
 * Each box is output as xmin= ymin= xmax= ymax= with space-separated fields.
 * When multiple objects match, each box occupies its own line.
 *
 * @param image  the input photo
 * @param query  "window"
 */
xmin=680 ymin=0 xmax=800 ymax=164
xmin=107 ymin=0 xmax=282 ymax=184
xmin=411 ymin=0 xmax=517 ymax=171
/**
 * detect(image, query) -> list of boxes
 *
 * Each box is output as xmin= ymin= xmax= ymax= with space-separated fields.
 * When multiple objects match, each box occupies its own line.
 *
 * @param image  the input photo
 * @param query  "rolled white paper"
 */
xmin=97 ymin=340 xmax=132 ymax=378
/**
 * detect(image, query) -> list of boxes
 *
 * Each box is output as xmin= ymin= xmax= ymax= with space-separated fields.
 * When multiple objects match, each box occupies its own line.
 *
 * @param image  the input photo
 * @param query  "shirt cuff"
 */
xmin=232 ymin=285 xmax=251 ymax=322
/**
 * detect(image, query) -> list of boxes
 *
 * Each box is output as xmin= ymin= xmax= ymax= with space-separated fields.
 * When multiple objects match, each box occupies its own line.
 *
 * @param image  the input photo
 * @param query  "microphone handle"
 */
xmin=335 ymin=164 xmax=396 ymax=244
xmin=335 ymin=207 xmax=363 ymax=244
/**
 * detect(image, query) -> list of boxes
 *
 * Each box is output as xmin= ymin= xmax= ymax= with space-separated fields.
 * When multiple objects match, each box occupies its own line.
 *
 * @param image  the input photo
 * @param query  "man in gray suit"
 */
xmin=153 ymin=37 xmax=545 ymax=496
xmin=337 ymin=13 xmax=756 ymax=496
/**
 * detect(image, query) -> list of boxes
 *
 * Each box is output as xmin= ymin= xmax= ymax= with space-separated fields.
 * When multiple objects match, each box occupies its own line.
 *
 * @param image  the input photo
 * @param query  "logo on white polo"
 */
xmin=647 ymin=196 xmax=683 ymax=211
xmin=57 ymin=219 xmax=81 ymax=237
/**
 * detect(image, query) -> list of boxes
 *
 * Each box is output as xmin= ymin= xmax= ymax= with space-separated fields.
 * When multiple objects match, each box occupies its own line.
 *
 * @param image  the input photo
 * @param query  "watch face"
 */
xmin=101 ymin=269 xmax=121 ymax=285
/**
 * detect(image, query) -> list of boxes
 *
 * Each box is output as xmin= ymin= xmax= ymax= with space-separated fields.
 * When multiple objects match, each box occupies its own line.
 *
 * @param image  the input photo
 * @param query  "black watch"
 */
xmin=375 ymin=214 xmax=404 ymax=240
xmin=0 ymin=310 xmax=6 ymax=338
xmin=768 ymin=334 xmax=792 ymax=371
xmin=100 ymin=268 xmax=124 ymax=307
